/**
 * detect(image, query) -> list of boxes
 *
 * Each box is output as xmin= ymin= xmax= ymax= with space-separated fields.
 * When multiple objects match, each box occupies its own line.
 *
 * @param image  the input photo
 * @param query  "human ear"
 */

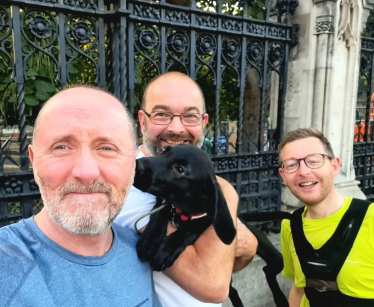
xmin=138 ymin=110 xmax=146 ymax=134
xmin=28 ymin=145 xmax=39 ymax=185
xmin=202 ymin=113 xmax=209 ymax=128
xmin=279 ymin=168 xmax=287 ymax=185
xmin=331 ymin=157 xmax=341 ymax=178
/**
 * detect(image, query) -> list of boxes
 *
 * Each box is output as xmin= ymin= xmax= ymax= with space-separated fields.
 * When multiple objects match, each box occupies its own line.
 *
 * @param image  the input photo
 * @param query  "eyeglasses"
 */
xmin=143 ymin=110 xmax=204 ymax=127
xmin=280 ymin=154 xmax=333 ymax=174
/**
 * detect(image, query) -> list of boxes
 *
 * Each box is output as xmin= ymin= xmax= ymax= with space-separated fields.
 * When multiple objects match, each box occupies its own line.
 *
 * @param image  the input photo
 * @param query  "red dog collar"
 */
xmin=175 ymin=208 xmax=207 ymax=221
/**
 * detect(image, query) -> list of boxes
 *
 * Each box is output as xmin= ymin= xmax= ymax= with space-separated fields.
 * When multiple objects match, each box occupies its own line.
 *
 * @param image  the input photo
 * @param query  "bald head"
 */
xmin=141 ymin=72 xmax=205 ymax=113
xmin=32 ymin=86 xmax=136 ymax=151
xmin=29 ymin=86 xmax=137 ymax=237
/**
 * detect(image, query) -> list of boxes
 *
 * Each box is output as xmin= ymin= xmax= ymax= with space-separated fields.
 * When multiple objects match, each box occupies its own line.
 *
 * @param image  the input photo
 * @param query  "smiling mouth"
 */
xmin=163 ymin=140 xmax=188 ymax=145
xmin=299 ymin=182 xmax=317 ymax=188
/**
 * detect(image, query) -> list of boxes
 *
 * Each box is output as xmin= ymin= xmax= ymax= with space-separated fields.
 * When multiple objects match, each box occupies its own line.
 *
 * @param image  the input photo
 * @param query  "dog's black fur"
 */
xmin=134 ymin=144 xmax=290 ymax=307
xmin=134 ymin=144 xmax=236 ymax=271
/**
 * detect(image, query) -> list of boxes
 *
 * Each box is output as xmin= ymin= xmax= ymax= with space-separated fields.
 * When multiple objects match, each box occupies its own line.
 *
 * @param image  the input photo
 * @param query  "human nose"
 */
xmin=297 ymin=159 xmax=311 ymax=175
xmin=71 ymin=148 xmax=101 ymax=184
xmin=167 ymin=115 xmax=186 ymax=133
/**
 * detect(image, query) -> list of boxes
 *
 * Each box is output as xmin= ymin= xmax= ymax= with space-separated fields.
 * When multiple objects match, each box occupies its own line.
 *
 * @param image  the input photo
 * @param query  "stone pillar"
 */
xmin=282 ymin=0 xmax=374 ymax=207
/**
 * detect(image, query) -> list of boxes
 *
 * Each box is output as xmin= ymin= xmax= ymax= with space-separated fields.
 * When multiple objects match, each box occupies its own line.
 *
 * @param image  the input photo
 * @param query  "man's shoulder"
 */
xmin=112 ymin=223 xmax=139 ymax=249
xmin=0 ymin=220 xmax=38 ymax=260
xmin=350 ymin=198 xmax=374 ymax=217
xmin=0 ymin=220 xmax=41 ymax=304
xmin=365 ymin=200 xmax=374 ymax=218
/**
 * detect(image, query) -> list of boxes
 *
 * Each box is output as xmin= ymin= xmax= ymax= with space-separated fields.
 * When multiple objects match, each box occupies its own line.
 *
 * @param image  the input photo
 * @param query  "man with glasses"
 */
xmin=278 ymin=128 xmax=374 ymax=307
xmin=115 ymin=72 xmax=258 ymax=306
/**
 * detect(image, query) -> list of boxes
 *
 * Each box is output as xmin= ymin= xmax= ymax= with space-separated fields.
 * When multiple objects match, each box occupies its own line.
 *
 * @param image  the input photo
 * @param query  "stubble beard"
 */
xmin=36 ymin=169 xmax=134 ymax=236
xmin=291 ymin=180 xmax=334 ymax=207
xmin=142 ymin=122 xmax=205 ymax=156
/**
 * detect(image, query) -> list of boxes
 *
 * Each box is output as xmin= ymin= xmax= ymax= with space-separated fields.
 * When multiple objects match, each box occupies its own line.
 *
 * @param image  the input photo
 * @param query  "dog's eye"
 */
xmin=175 ymin=166 xmax=185 ymax=174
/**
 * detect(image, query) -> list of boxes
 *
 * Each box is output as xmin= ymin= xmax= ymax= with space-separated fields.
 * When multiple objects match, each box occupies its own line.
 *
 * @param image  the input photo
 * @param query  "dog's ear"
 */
xmin=208 ymin=180 xmax=236 ymax=245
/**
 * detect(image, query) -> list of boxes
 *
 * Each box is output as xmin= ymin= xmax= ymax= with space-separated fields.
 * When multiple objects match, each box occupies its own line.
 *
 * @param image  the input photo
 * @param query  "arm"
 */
xmin=233 ymin=218 xmax=258 ymax=271
xmin=289 ymin=282 xmax=304 ymax=307
xmin=281 ymin=220 xmax=303 ymax=306
xmin=163 ymin=176 xmax=238 ymax=303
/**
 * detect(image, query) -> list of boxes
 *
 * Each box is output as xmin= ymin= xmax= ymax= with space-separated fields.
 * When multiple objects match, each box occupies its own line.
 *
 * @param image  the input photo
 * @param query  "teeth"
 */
xmin=300 ymin=182 xmax=315 ymax=187
xmin=166 ymin=140 xmax=184 ymax=145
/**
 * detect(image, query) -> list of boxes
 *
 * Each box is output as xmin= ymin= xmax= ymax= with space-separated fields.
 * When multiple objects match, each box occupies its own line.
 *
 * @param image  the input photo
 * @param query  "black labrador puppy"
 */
xmin=134 ymin=144 xmax=236 ymax=271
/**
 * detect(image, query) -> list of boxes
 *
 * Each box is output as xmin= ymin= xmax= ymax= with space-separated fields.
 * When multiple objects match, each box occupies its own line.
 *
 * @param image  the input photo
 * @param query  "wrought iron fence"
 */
xmin=0 ymin=0 xmax=299 ymax=226
xmin=354 ymin=37 xmax=374 ymax=201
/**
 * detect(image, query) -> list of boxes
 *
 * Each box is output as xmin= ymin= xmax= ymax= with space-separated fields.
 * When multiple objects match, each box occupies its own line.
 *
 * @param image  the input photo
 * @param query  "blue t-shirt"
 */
xmin=0 ymin=217 xmax=161 ymax=307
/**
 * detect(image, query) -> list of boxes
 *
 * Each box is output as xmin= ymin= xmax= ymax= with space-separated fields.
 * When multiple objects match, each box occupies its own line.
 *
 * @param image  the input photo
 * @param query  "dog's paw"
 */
xmin=151 ymin=251 xmax=176 ymax=271
xmin=137 ymin=238 xmax=160 ymax=262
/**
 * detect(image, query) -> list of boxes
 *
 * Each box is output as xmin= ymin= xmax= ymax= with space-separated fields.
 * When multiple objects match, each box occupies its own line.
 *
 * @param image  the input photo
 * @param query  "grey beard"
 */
xmin=142 ymin=126 xmax=205 ymax=156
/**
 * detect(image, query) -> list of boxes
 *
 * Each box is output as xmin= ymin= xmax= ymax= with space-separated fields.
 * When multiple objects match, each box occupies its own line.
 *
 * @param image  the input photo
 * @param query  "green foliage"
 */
xmin=24 ymin=53 xmax=59 ymax=115
xmin=0 ymin=53 xmax=17 ymax=126
xmin=197 ymin=0 xmax=266 ymax=19
xmin=363 ymin=9 xmax=374 ymax=38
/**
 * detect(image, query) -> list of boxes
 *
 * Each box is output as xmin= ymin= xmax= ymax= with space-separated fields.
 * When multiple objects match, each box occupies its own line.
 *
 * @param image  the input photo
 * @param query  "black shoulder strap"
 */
xmin=328 ymin=198 xmax=371 ymax=275
xmin=290 ymin=199 xmax=371 ymax=280
xmin=290 ymin=206 xmax=315 ymax=260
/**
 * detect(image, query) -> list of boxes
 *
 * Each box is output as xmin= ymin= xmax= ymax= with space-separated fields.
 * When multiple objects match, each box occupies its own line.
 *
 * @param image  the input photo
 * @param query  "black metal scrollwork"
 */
xmin=166 ymin=29 xmax=189 ymax=73
xmin=269 ymin=26 xmax=286 ymax=38
xmin=29 ymin=0 xmax=57 ymax=3
xmin=0 ymin=12 xmax=5 ymax=32
xmin=66 ymin=15 xmax=98 ymax=83
xmin=277 ymin=0 xmax=299 ymax=16
xmin=197 ymin=34 xmax=216 ymax=56
xmin=64 ymin=0 xmax=97 ymax=9
xmin=223 ymin=39 xmax=240 ymax=60
xmin=222 ymin=19 xmax=242 ymax=32
xmin=268 ymin=42 xmax=284 ymax=68
xmin=169 ymin=32 xmax=188 ymax=54
xmin=362 ymin=39 xmax=374 ymax=51
xmin=29 ymin=16 xmax=52 ymax=40
xmin=247 ymin=41 xmax=263 ymax=63
xmin=134 ymin=5 xmax=160 ymax=20
xmin=360 ymin=54 xmax=372 ymax=76
xmin=134 ymin=25 xmax=160 ymax=81
xmin=196 ymin=15 xmax=217 ymax=28
xmin=139 ymin=30 xmax=157 ymax=50
xmin=165 ymin=10 xmax=190 ymax=24
xmin=247 ymin=23 xmax=265 ymax=35
xmin=0 ymin=6 xmax=13 ymax=70
xmin=71 ymin=22 xmax=93 ymax=45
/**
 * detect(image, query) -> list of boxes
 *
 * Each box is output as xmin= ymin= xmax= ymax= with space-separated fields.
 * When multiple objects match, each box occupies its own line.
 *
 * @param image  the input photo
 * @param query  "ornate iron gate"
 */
xmin=354 ymin=37 xmax=374 ymax=201
xmin=0 ymin=0 xmax=298 ymax=226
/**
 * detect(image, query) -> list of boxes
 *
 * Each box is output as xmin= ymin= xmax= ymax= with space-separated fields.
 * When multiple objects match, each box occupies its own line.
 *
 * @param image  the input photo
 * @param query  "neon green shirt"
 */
xmin=281 ymin=197 xmax=374 ymax=306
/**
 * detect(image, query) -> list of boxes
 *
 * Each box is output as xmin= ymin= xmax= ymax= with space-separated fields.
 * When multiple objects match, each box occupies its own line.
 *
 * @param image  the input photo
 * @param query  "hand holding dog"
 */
xmin=233 ymin=218 xmax=258 ymax=271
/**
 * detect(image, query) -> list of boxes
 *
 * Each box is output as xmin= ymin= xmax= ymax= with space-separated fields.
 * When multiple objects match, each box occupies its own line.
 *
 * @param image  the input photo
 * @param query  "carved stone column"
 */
xmin=282 ymin=0 xmax=374 ymax=208
xmin=312 ymin=14 xmax=335 ymax=131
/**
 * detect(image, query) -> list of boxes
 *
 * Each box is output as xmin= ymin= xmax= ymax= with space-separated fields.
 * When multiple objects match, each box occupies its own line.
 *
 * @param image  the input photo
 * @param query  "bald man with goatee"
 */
xmin=0 ymin=86 xmax=161 ymax=307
